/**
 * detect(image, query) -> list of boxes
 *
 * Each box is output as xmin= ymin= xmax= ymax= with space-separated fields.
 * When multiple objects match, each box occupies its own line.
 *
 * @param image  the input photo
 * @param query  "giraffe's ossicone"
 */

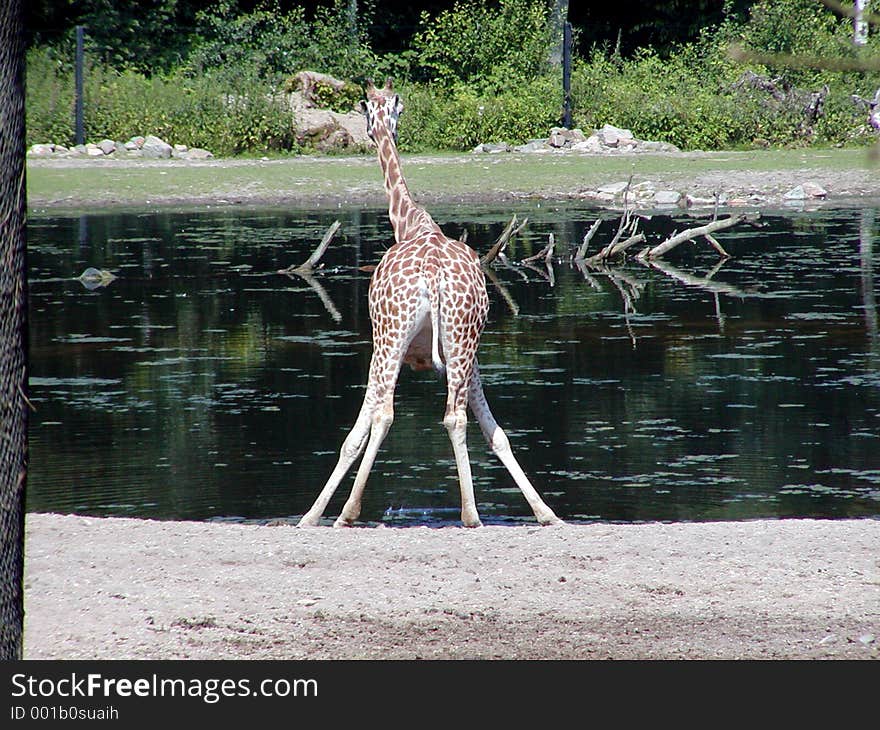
xmin=297 ymin=78 xmax=561 ymax=528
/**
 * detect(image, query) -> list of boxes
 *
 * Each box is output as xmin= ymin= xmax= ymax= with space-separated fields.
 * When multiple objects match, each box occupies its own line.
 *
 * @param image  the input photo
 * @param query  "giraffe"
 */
xmin=297 ymin=78 xmax=561 ymax=528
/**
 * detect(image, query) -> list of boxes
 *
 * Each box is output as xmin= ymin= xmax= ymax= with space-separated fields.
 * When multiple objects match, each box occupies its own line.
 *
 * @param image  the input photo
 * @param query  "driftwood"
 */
xmin=481 ymin=214 xmax=529 ymax=266
xmin=574 ymin=218 xmax=603 ymax=260
xmin=278 ymin=220 xmax=341 ymax=275
xmin=277 ymin=220 xmax=344 ymax=322
xmin=519 ymin=233 xmax=556 ymax=286
xmin=520 ymin=233 xmax=555 ymax=265
xmin=637 ymin=213 xmax=757 ymax=260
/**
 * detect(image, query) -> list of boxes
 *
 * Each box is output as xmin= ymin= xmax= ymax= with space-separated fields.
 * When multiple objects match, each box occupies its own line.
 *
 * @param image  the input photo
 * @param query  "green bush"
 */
xmin=24 ymin=0 xmax=880 ymax=155
xmin=396 ymin=76 xmax=561 ymax=151
xmin=187 ymin=0 xmax=377 ymax=83
xmin=26 ymin=51 xmax=300 ymax=155
xmin=412 ymin=0 xmax=555 ymax=90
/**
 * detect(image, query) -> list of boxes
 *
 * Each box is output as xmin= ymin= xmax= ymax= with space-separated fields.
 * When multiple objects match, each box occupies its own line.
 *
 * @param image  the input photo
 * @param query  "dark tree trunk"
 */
xmin=0 ymin=0 xmax=28 ymax=661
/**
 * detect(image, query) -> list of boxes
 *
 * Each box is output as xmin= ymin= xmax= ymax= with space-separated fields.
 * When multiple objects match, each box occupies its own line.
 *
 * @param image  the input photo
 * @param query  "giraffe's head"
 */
xmin=361 ymin=78 xmax=403 ymax=144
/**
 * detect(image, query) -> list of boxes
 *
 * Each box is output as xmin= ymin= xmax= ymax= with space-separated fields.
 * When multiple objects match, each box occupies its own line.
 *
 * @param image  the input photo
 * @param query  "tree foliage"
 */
xmin=23 ymin=0 xmax=880 ymax=153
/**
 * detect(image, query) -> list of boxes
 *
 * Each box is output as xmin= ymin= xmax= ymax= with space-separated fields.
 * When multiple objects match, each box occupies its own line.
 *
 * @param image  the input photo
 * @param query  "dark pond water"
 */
xmin=27 ymin=203 xmax=880 ymax=525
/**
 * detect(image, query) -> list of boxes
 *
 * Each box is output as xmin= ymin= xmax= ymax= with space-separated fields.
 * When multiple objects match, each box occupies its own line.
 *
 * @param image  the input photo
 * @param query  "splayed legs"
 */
xmin=468 ymin=366 xmax=561 ymax=526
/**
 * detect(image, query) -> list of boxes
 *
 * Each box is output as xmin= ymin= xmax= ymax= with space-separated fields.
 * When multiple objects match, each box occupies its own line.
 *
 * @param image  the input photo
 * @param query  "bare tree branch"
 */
xmin=574 ymin=218 xmax=603 ymax=261
xmin=638 ymin=213 xmax=757 ymax=260
xmin=481 ymin=214 xmax=529 ymax=266
xmin=278 ymin=220 xmax=342 ymax=275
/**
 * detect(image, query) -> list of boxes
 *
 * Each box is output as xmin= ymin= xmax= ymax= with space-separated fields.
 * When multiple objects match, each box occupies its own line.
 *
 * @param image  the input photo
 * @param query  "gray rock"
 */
xmin=28 ymin=143 xmax=55 ymax=156
xmin=597 ymin=124 xmax=634 ymax=148
xmin=653 ymin=190 xmax=682 ymax=206
xmin=685 ymin=194 xmax=719 ymax=207
xmin=141 ymin=134 xmax=173 ymax=159
xmin=97 ymin=139 xmax=116 ymax=155
xmin=598 ymin=181 xmax=631 ymax=196
xmin=571 ymin=135 xmax=604 ymax=153
xmin=783 ymin=183 xmax=827 ymax=201
xmin=548 ymin=127 xmax=587 ymax=148
xmin=85 ymin=144 xmax=104 ymax=157
xmin=186 ymin=148 xmax=214 ymax=160
xmin=513 ymin=140 xmax=551 ymax=153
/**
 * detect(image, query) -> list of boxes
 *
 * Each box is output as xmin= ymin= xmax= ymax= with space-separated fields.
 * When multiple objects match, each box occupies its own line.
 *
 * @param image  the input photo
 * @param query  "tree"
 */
xmin=0 ymin=0 xmax=28 ymax=660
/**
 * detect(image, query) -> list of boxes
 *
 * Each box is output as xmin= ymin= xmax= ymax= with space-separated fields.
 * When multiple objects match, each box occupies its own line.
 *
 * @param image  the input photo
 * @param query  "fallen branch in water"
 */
xmin=520 ymin=233 xmax=556 ymax=286
xmin=278 ymin=220 xmax=341 ymax=275
xmin=637 ymin=213 xmax=758 ymax=260
xmin=481 ymin=214 xmax=529 ymax=266
xmin=574 ymin=218 xmax=603 ymax=261
xmin=521 ymin=233 xmax=555 ymax=265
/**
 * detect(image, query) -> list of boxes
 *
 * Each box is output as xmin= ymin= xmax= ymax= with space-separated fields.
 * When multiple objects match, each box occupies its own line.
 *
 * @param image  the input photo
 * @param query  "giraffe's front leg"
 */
xmin=297 ymin=397 xmax=373 ymax=527
xmin=334 ymin=403 xmax=394 ymax=527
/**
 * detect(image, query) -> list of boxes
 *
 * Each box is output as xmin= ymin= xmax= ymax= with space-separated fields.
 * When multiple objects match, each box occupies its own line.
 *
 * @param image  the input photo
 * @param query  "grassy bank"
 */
xmin=26 ymin=148 xmax=876 ymax=211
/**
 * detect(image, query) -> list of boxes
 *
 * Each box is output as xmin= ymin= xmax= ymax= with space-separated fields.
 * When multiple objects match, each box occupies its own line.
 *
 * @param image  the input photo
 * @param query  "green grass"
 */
xmin=27 ymin=148 xmax=873 ymax=211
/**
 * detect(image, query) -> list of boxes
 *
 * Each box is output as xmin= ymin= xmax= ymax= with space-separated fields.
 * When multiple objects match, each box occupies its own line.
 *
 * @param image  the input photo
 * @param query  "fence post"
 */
xmin=75 ymin=25 xmax=84 ymax=145
xmin=562 ymin=21 xmax=572 ymax=128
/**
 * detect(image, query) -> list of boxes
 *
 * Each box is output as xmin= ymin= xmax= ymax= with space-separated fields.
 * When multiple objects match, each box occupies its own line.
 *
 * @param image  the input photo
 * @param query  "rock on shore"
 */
xmin=27 ymin=134 xmax=214 ymax=161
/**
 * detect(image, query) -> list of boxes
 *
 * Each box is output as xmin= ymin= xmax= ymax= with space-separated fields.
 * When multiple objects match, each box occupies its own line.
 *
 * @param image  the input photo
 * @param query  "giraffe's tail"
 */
xmin=431 ymin=285 xmax=445 ymax=374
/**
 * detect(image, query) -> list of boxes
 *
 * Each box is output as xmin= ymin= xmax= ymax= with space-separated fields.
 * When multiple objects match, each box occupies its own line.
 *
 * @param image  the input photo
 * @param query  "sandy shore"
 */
xmin=23 ymin=513 xmax=879 ymax=660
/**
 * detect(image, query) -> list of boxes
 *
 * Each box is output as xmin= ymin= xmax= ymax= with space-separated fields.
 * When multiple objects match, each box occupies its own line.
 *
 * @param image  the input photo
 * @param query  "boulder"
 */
xmin=784 ymin=182 xmax=827 ymax=201
xmin=597 ymin=181 xmax=631 ymax=196
xmin=513 ymin=140 xmax=551 ymax=153
xmin=28 ymin=143 xmax=55 ymax=157
xmin=654 ymin=190 xmax=682 ymax=206
xmin=141 ymin=135 xmax=173 ymax=159
xmin=473 ymin=142 xmax=511 ymax=153
xmin=288 ymin=91 xmax=369 ymax=151
xmin=186 ymin=147 xmax=214 ymax=160
xmin=571 ymin=135 xmax=604 ymax=152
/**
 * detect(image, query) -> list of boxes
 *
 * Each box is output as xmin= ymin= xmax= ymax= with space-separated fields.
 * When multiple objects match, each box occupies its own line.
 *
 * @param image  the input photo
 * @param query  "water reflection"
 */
xmin=27 ymin=204 xmax=880 ymax=524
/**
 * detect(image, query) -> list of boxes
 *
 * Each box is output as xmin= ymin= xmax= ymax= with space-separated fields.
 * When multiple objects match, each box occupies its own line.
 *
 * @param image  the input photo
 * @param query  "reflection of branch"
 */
xmin=520 ymin=234 xmax=556 ymax=286
xmin=484 ymin=266 xmax=520 ymax=316
xmin=639 ymin=257 xmax=761 ymax=300
xmin=281 ymin=270 xmax=342 ymax=323
xmin=520 ymin=233 xmax=554 ymax=265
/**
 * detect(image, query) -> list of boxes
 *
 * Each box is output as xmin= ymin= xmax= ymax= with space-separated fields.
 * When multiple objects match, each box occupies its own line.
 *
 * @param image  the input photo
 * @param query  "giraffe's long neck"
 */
xmin=373 ymin=122 xmax=437 ymax=243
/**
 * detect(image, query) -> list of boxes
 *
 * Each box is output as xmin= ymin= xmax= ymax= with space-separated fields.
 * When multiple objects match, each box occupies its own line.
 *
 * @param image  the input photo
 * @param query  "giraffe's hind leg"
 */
xmin=468 ymin=365 xmax=562 ymax=526
xmin=443 ymin=369 xmax=482 ymax=528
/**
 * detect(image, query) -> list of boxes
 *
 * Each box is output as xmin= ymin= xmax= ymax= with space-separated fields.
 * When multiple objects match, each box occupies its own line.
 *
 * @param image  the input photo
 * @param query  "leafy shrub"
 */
xmin=396 ymin=76 xmax=561 ymax=151
xmin=412 ymin=0 xmax=555 ymax=90
xmin=187 ymin=0 xmax=377 ymax=83
xmin=26 ymin=47 xmax=76 ymax=146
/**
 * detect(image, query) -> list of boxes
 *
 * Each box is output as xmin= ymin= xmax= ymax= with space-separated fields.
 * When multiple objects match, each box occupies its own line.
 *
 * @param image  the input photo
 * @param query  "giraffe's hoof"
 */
xmin=540 ymin=516 xmax=565 ymax=527
xmin=332 ymin=516 xmax=355 ymax=528
xmin=461 ymin=517 xmax=483 ymax=528
xmin=297 ymin=515 xmax=321 ymax=528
